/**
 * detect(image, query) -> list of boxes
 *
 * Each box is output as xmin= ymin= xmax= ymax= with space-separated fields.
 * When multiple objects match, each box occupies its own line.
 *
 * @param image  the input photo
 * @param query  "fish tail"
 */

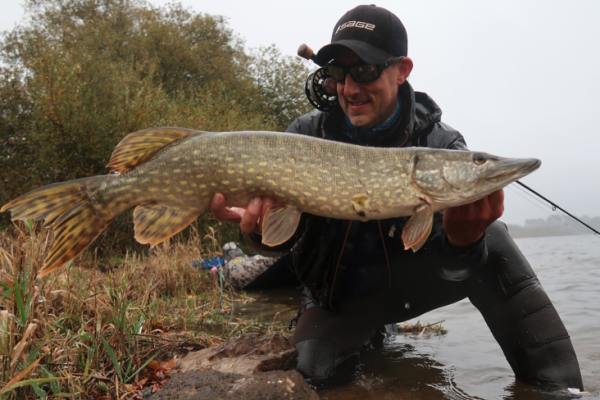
xmin=1 ymin=176 xmax=120 ymax=277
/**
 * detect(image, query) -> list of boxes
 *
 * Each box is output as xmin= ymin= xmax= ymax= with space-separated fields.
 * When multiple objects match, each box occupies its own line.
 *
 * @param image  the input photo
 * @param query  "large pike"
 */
xmin=1 ymin=128 xmax=540 ymax=277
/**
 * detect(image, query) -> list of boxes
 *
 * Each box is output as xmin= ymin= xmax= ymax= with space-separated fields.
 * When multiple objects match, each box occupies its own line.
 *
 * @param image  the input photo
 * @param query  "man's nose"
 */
xmin=341 ymin=73 xmax=360 ymax=97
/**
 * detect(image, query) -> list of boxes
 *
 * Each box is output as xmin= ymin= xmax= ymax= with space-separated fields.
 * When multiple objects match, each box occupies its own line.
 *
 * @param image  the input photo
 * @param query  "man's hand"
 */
xmin=210 ymin=193 xmax=276 ymax=234
xmin=443 ymin=189 xmax=504 ymax=248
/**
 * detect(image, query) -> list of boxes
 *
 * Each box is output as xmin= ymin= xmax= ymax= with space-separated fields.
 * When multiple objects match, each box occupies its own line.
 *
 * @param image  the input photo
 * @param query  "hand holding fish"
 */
xmin=443 ymin=189 xmax=505 ymax=247
xmin=211 ymin=193 xmax=276 ymax=234
xmin=213 ymin=188 xmax=506 ymax=247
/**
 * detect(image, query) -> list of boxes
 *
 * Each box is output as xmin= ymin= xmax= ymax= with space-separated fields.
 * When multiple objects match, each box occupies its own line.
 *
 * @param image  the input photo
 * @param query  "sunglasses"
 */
xmin=327 ymin=56 xmax=405 ymax=84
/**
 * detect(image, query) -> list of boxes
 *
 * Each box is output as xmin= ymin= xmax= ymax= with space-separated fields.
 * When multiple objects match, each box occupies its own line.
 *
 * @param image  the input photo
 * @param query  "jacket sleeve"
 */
xmin=285 ymin=110 xmax=326 ymax=137
xmin=426 ymin=121 xmax=469 ymax=150
xmin=429 ymin=226 xmax=488 ymax=281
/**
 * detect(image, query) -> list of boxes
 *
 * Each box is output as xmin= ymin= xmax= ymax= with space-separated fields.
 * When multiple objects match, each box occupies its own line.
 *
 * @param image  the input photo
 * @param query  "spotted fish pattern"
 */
xmin=1 ymin=128 xmax=541 ymax=277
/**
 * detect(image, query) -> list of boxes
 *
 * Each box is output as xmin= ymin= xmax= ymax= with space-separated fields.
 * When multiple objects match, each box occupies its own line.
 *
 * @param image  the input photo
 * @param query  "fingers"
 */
xmin=240 ymin=197 xmax=263 ymax=234
xmin=211 ymin=192 xmax=226 ymax=211
xmin=211 ymin=193 xmax=277 ymax=234
xmin=240 ymin=196 xmax=276 ymax=234
xmin=443 ymin=190 xmax=505 ymax=247
xmin=489 ymin=188 xmax=505 ymax=204
xmin=448 ymin=190 xmax=504 ymax=222
xmin=261 ymin=197 xmax=276 ymax=218
xmin=211 ymin=193 xmax=244 ymax=223
xmin=488 ymin=189 xmax=505 ymax=220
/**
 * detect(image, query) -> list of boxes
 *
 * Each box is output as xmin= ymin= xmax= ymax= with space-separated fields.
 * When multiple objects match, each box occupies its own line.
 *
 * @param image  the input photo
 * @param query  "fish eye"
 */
xmin=473 ymin=153 xmax=487 ymax=165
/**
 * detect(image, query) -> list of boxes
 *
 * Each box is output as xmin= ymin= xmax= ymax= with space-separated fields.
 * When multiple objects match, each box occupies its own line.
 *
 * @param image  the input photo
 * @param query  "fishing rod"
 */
xmin=515 ymin=180 xmax=600 ymax=235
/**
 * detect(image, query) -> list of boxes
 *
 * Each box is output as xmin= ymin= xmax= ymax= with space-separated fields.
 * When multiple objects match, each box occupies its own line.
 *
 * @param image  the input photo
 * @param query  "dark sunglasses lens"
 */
xmin=350 ymin=65 xmax=378 ymax=83
xmin=328 ymin=65 xmax=346 ymax=82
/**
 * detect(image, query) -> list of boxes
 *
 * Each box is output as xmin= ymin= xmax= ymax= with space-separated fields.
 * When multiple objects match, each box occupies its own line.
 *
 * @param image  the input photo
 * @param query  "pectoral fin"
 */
xmin=261 ymin=205 xmax=302 ymax=246
xmin=134 ymin=203 xmax=202 ymax=247
xmin=402 ymin=204 xmax=434 ymax=252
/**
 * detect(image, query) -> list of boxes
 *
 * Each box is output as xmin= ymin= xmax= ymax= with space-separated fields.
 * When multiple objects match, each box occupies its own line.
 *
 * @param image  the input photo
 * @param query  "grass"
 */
xmin=0 ymin=221 xmax=287 ymax=399
xmin=398 ymin=320 xmax=448 ymax=336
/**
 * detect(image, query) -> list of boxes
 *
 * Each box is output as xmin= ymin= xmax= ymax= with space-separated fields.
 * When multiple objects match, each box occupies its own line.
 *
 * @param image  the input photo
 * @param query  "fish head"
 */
xmin=410 ymin=150 xmax=541 ymax=208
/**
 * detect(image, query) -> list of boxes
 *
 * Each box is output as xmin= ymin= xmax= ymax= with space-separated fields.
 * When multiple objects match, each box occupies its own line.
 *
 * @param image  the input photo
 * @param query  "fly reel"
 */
xmin=304 ymin=67 xmax=339 ymax=112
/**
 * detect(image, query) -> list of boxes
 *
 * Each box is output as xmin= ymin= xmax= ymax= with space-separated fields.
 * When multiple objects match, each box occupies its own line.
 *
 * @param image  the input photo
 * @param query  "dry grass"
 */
xmin=0 ymin=221 xmax=272 ymax=399
xmin=398 ymin=320 xmax=448 ymax=336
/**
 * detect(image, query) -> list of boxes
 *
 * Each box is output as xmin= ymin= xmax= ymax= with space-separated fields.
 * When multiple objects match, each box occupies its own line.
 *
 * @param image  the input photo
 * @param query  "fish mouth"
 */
xmin=485 ymin=157 xmax=541 ymax=184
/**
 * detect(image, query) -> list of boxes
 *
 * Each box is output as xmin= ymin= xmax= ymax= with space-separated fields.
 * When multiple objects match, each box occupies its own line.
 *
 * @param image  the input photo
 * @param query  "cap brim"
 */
xmin=315 ymin=40 xmax=392 ymax=66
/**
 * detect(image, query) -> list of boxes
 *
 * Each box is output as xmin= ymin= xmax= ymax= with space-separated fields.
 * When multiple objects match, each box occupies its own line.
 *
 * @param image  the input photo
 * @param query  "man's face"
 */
xmin=333 ymin=47 xmax=411 ymax=129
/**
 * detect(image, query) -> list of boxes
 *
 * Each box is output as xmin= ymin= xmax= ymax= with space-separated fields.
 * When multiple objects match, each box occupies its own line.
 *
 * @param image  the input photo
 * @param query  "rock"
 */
xmin=152 ymin=334 xmax=319 ymax=399
xmin=173 ymin=333 xmax=298 ymax=375
xmin=150 ymin=369 xmax=319 ymax=400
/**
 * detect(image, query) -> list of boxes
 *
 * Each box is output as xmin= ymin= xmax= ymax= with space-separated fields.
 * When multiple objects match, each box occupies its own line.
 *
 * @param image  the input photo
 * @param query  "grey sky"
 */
xmin=2 ymin=1 xmax=599 ymax=225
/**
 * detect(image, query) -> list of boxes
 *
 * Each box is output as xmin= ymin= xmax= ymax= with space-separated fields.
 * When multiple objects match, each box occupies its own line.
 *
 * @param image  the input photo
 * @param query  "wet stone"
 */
xmin=154 ymin=334 xmax=318 ymax=400
xmin=173 ymin=333 xmax=298 ymax=375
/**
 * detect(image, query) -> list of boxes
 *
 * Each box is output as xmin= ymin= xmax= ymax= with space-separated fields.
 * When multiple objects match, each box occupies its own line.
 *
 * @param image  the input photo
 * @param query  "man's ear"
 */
xmin=397 ymin=57 xmax=414 ymax=85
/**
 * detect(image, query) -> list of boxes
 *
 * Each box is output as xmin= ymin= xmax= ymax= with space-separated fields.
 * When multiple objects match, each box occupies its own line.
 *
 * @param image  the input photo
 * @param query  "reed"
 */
xmin=0 ymin=221 xmax=280 ymax=399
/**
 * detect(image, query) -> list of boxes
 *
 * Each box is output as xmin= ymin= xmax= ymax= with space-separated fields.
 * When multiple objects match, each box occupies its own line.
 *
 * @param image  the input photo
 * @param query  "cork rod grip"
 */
xmin=297 ymin=44 xmax=316 ymax=62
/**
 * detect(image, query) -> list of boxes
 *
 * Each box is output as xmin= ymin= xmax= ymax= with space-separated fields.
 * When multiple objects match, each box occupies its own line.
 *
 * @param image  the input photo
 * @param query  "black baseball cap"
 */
xmin=315 ymin=5 xmax=408 ymax=66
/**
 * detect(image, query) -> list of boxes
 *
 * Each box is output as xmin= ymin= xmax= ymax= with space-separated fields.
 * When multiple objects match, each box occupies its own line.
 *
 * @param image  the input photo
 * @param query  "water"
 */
xmin=243 ymin=235 xmax=600 ymax=399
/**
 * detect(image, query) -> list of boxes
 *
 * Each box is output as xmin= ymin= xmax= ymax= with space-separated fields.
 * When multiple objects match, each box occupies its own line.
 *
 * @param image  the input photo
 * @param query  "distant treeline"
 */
xmin=0 ymin=0 xmax=314 ymax=251
xmin=507 ymin=215 xmax=600 ymax=238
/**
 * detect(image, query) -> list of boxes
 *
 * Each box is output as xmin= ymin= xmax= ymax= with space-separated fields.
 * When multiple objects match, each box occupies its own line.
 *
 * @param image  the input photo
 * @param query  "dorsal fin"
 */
xmin=107 ymin=128 xmax=204 ymax=173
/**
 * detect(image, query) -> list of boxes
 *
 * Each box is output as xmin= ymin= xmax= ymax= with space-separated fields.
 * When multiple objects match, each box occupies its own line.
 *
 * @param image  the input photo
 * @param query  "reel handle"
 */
xmin=299 ymin=44 xmax=338 ymax=111
xmin=297 ymin=44 xmax=318 ymax=64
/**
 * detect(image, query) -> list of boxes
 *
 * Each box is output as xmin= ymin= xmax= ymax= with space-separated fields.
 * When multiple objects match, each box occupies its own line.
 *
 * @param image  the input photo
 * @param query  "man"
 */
xmin=212 ymin=5 xmax=583 ymax=391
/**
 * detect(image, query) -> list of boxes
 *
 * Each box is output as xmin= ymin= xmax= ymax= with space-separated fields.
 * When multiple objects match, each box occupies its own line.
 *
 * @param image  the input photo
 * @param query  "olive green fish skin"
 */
xmin=87 ymin=131 xmax=540 ymax=221
xmin=0 ymin=129 xmax=541 ymax=277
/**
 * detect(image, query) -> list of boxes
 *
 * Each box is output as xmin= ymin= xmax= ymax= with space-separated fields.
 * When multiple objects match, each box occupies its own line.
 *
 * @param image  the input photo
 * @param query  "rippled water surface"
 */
xmin=245 ymin=234 xmax=600 ymax=399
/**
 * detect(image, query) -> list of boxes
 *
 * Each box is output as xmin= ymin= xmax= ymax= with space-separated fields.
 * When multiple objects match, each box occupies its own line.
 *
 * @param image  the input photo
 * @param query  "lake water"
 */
xmin=245 ymin=234 xmax=600 ymax=399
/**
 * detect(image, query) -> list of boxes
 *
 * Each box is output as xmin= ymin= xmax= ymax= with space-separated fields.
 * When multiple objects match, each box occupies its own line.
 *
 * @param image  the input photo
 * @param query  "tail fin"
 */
xmin=1 ymin=176 xmax=118 ymax=277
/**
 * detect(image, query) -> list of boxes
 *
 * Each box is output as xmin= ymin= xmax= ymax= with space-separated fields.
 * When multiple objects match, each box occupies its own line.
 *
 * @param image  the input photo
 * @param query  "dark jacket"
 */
xmin=242 ymin=81 xmax=487 ymax=309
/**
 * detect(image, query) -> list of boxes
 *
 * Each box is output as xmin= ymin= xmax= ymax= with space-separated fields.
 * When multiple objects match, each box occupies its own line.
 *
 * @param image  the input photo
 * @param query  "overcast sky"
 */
xmin=2 ymin=1 xmax=599 ymax=226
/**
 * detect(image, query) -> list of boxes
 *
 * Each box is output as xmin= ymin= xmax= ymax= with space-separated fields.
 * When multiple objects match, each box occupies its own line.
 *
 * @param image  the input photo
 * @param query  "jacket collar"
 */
xmin=320 ymin=81 xmax=442 ymax=148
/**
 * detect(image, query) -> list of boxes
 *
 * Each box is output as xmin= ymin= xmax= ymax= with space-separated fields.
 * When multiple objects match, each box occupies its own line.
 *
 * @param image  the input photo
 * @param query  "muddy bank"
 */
xmin=153 ymin=369 xmax=318 ymax=400
xmin=150 ymin=333 xmax=319 ymax=400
